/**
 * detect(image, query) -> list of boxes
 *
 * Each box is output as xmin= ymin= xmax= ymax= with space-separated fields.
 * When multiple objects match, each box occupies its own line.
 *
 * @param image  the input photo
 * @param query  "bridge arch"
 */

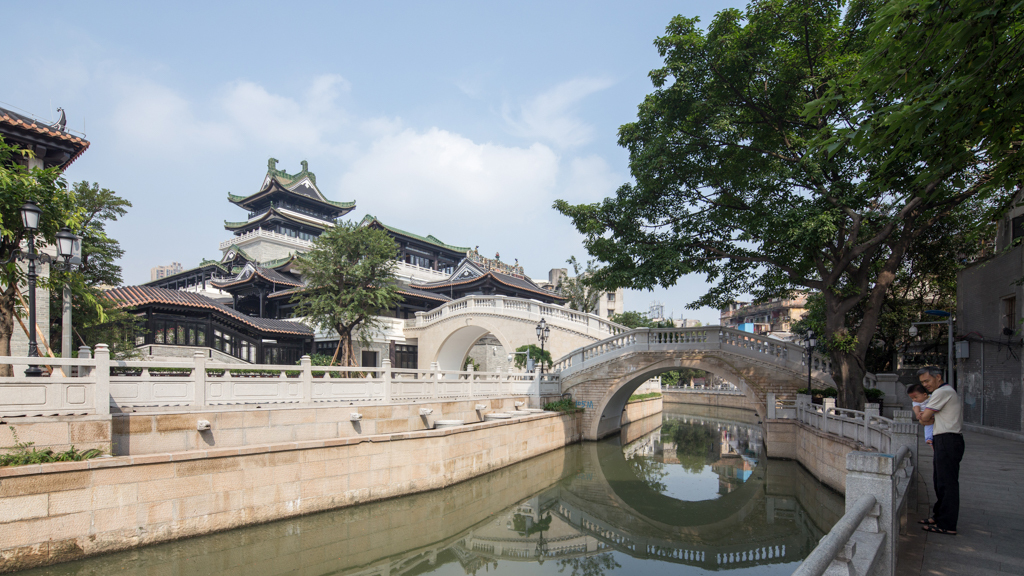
xmin=433 ymin=318 xmax=517 ymax=371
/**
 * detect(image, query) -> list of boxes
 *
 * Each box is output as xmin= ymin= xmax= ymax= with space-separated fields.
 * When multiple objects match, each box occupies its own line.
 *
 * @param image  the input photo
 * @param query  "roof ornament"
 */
xmin=50 ymin=108 xmax=66 ymax=132
xmin=301 ymin=160 xmax=308 ymax=173
xmin=268 ymin=157 xmax=279 ymax=172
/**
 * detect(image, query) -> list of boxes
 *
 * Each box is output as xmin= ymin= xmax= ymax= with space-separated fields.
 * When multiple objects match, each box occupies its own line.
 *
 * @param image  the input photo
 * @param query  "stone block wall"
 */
xmin=764 ymin=419 xmax=867 ymax=493
xmin=662 ymin=390 xmax=757 ymax=411
xmin=620 ymin=396 xmax=663 ymax=425
xmin=0 ymin=411 xmax=582 ymax=572
xmin=113 ymin=397 xmax=527 ymax=456
xmin=0 ymin=415 xmax=110 ymax=455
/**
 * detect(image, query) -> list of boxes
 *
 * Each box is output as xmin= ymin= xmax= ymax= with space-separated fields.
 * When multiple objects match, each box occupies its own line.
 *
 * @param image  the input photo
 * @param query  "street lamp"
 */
xmin=803 ymin=329 xmax=817 ymax=391
xmin=4 ymin=201 xmax=78 ymax=376
xmin=536 ymin=318 xmax=550 ymax=374
xmin=909 ymin=310 xmax=954 ymax=386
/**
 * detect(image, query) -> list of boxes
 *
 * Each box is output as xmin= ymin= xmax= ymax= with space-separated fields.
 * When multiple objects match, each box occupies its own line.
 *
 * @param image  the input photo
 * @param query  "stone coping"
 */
xmin=0 ymin=410 xmax=560 ymax=479
xmin=112 ymin=395 xmax=530 ymax=415
xmin=625 ymin=395 xmax=663 ymax=404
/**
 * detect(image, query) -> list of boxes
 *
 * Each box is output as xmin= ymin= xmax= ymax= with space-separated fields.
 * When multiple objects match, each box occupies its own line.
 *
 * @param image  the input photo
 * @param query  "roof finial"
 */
xmin=301 ymin=160 xmax=308 ymax=173
xmin=50 ymin=107 xmax=66 ymax=131
xmin=268 ymin=157 xmax=279 ymax=172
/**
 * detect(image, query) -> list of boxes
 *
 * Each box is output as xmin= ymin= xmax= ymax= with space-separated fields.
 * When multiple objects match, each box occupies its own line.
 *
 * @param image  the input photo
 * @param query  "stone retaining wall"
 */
xmin=113 ymin=398 xmax=527 ymax=456
xmin=620 ymin=395 xmax=663 ymax=425
xmin=0 ymin=415 xmax=111 ymax=455
xmin=764 ymin=419 xmax=866 ymax=493
xmin=662 ymin=390 xmax=757 ymax=411
xmin=0 ymin=411 xmax=581 ymax=572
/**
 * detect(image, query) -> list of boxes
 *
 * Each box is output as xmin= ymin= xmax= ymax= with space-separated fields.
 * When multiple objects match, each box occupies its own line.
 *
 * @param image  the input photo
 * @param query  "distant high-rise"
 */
xmin=150 ymin=262 xmax=183 ymax=281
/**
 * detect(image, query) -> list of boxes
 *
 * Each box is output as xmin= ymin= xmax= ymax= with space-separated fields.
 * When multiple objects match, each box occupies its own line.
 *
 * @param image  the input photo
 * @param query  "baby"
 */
xmin=907 ymin=383 xmax=934 ymax=445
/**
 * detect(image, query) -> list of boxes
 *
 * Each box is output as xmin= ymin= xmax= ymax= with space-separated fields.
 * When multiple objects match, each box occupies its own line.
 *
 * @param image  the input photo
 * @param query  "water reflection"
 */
xmin=22 ymin=406 xmax=842 ymax=576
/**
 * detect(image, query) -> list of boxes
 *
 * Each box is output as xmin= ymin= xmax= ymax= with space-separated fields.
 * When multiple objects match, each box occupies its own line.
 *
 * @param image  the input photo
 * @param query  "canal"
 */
xmin=20 ymin=404 xmax=843 ymax=575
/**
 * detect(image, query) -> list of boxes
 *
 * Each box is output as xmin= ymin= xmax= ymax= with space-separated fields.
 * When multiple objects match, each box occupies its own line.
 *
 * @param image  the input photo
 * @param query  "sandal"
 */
xmin=917 ymin=518 xmax=935 ymax=525
xmin=922 ymin=525 xmax=956 ymax=535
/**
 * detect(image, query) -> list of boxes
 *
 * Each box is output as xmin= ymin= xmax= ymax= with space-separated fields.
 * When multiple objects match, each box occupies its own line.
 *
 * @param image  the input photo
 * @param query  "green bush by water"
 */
xmin=543 ymin=398 xmax=581 ymax=413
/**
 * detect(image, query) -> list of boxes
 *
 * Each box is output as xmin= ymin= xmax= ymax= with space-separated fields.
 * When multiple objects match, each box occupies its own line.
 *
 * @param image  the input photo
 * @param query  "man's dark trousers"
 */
xmin=932 ymin=433 xmax=965 ymax=530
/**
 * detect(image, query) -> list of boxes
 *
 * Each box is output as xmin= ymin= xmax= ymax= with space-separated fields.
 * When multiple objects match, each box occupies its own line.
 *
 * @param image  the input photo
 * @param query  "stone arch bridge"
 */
xmin=401 ymin=296 xmax=833 ymax=441
xmin=553 ymin=327 xmax=835 ymax=440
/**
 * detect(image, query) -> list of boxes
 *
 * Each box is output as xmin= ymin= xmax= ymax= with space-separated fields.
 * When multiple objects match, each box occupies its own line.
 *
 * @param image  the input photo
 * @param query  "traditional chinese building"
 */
xmin=116 ymin=159 xmax=564 ymax=365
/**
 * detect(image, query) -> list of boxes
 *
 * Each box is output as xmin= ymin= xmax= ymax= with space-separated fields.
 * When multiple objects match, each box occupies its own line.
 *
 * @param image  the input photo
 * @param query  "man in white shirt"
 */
xmin=916 ymin=366 xmax=964 ymax=535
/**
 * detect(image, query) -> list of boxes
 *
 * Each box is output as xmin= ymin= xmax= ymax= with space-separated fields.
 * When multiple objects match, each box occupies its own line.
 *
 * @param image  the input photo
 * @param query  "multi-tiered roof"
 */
xmin=225 ymin=158 xmax=356 ymax=237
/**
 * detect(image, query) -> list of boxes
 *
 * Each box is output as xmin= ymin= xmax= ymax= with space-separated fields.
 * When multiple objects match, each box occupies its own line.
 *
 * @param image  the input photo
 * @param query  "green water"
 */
xmin=20 ymin=405 xmax=843 ymax=575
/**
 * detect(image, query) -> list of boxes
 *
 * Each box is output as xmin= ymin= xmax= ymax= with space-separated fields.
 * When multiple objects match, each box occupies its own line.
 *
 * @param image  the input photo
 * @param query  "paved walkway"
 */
xmin=897 ymin=430 xmax=1024 ymax=576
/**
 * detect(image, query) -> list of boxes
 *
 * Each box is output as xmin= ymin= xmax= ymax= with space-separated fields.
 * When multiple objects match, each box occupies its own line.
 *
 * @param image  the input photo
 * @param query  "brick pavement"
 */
xmin=897 ymin=430 xmax=1024 ymax=576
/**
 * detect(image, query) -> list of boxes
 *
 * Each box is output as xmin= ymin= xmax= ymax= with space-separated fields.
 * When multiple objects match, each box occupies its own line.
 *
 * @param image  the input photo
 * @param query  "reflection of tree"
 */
xmin=557 ymin=552 xmax=621 ymax=576
xmin=662 ymin=420 xmax=715 ymax=474
xmin=628 ymin=455 xmax=669 ymax=493
xmin=511 ymin=513 xmax=552 ymax=536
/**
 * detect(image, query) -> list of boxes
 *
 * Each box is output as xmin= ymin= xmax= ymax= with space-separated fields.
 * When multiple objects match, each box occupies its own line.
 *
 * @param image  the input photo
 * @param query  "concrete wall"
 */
xmin=662 ymin=390 xmax=757 ymax=411
xmin=113 ymin=397 xmax=528 ymax=456
xmin=764 ymin=419 xmax=865 ymax=493
xmin=957 ymin=242 xmax=1023 ymax=434
xmin=0 ymin=411 xmax=582 ymax=572
xmin=620 ymin=395 xmax=663 ymax=426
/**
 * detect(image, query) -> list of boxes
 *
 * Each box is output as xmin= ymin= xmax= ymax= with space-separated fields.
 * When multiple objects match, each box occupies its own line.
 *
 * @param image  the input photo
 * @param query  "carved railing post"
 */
xmin=94 ymin=344 xmax=110 ymax=416
xmin=430 ymin=361 xmax=440 ymax=400
xmin=193 ymin=350 xmax=207 ymax=408
xmin=300 ymin=354 xmax=313 ymax=403
xmin=381 ymin=359 xmax=392 ymax=403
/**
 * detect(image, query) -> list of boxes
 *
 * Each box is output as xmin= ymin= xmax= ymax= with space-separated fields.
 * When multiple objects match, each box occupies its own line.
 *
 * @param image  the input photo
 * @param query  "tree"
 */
xmin=292 ymin=222 xmax=401 ymax=366
xmin=555 ymin=0 xmax=1017 ymax=408
xmin=50 ymin=182 xmax=135 ymax=355
xmin=512 ymin=344 xmax=552 ymax=370
xmin=556 ymin=256 xmax=603 ymax=314
xmin=611 ymin=311 xmax=674 ymax=329
xmin=0 ymin=136 xmax=79 ymax=374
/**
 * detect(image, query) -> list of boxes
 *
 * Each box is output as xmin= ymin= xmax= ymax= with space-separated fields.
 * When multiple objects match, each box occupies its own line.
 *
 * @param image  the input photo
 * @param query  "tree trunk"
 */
xmin=829 ymin=348 xmax=867 ymax=410
xmin=0 ymin=285 xmax=17 ymax=377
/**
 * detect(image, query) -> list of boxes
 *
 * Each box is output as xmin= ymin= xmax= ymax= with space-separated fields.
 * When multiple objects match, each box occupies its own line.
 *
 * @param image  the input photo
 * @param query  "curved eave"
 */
xmin=412 ymin=272 xmax=565 ymax=301
xmin=224 ymin=208 xmax=331 ymax=232
xmin=228 ymin=183 xmax=354 ymax=217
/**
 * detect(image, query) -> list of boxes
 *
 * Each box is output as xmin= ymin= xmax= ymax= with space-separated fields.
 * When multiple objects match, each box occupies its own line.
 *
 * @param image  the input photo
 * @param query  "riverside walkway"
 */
xmin=897 ymin=430 xmax=1024 ymax=576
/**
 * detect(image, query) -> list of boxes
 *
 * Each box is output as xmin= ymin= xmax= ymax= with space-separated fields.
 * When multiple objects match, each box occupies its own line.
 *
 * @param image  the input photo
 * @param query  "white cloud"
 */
xmin=110 ymin=80 xmax=238 ymax=154
xmin=504 ymin=77 xmax=615 ymax=148
xmin=560 ymin=155 xmax=622 ymax=203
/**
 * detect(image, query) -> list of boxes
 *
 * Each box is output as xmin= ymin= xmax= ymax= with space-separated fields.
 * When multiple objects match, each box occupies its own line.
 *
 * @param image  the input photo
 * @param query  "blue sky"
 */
xmin=3 ymin=1 xmax=745 ymax=324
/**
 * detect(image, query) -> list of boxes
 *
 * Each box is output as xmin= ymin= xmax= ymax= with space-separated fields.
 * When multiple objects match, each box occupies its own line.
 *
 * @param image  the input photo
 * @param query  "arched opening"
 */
xmin=585 ymin=357 xmax=753 ymax=440
xmin=434 ymin=324 xmax=515 ymax=372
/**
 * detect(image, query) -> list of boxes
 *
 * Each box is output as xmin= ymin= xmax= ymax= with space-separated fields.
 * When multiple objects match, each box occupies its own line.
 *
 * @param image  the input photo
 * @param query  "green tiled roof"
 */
xmin=359 ymin=215 xmax=471 ymax=253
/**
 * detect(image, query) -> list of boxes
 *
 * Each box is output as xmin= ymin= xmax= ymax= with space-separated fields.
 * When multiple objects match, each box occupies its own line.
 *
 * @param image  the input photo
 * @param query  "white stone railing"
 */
xmin=218 ymin=228 xmax=314 ymax=251
xmin=553 ymin=327 xmax=834 ymax=385
xmin=794 ymin=446 xmax=915 ymax=576
xmin=0 ymin=346 xmax=550 ymax=416
xmin=767 ymin=394 xmax=918 ymax=454
xmin=394 ymin=260 xmax=451 ymax=281
xmin=408 ymin=295 xmax=626 ymax=337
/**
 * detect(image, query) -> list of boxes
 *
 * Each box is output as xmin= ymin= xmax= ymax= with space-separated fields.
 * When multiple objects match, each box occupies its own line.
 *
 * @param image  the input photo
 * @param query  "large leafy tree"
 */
xmin=555 ymin=0 xmax=1019 ymax=408
xmin=556 ymin=256 xmax=604 ymax=314
xmin=49 ymin=181 xmax=136 ymax=356
xmin=0 ymin=136 xmax=79 ymax=374
xmin=292 ymin=222 xmax=401 ymax=366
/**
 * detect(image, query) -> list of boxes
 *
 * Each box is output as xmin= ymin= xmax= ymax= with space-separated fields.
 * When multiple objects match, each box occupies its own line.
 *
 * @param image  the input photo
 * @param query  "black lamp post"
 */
xmin=7 ymin=201 xmax=78 ymax=376
xmin=803 ymin=329 xmax=817 ymax=391
xmin=535 ymin=318 xmax=550 ymax=374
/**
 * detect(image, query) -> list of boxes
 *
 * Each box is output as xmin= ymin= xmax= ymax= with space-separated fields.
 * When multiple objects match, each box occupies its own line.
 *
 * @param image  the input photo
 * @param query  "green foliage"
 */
xmin=463 ymin=356 xmax=481 ymax=371
xmin=512 ymin=513 xmax=552 ymax=536
xmin=864 ymin=388 xmax=885 ymax=402
xmin=554 ymin=0 xmax=1015 ymax=408
xmin=513 ymin=344 xmax=552 ymax=370
xmin=628 ymin=392 xmax=662 ymax=402
xmin=660 ymin=419 xmax=714 ymax=474
xmin=0 ymin=136 xmax=81 ymax=372
xmin=556 ymin=553 xmax=621 ymax=576
xmin=542 ymin=398 xmax=581 ymax=413
xmin=610 ymin=311 xmax=674 ymax=329
xmin=556 ymin=256 xmax=604 ymax=314
xmin=1 ymin=427 xmax=103 ymax=467
xmin=797 ymin=387 xmax=839 ymax=398
xmin=660 ymin=368 xmax=709 ymax=387
xmin=292 ymin=222 xmax=401 ymax=366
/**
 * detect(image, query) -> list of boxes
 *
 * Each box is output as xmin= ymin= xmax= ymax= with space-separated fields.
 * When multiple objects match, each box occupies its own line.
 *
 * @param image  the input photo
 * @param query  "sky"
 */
xmin=2 ymin=1 xmax=747 ymax=325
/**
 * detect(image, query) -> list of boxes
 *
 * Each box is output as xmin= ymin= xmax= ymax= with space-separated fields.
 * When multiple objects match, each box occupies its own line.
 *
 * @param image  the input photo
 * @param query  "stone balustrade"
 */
xmin=218 ymin=227 xmax=314 ymax=251
xmin=552 ymin=327 xmax=834 ymax=386
xmin=410 ymin=295 xmax=625 ymax=337
xmin=767 ymin=394 xmax=918 ymax=455
xmin=794 ymin=447 xmax=915 ymax=576
xmin=0 ymin=346 xmax=555 ymax=417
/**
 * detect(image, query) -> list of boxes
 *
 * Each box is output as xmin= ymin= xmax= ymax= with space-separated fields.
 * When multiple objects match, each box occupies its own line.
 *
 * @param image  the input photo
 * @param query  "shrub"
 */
xmin=1 ymin=427 xmax=104 ymax=467
xmin=543 ymin=398 xmax=581 ymax=413
xmin=864 ymin=388 xmax=885 ymax=402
